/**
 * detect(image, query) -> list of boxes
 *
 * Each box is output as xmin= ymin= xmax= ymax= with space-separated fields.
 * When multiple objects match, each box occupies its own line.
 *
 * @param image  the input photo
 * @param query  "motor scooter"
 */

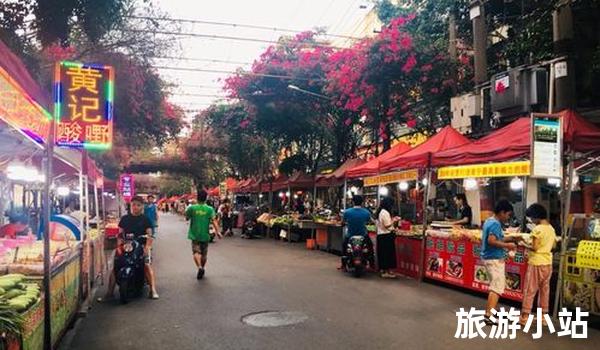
xmin=115 ymin=233 xmax=147 ymax=303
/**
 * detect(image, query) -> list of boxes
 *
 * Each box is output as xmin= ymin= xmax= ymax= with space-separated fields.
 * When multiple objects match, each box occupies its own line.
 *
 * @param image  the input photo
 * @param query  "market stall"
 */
xmin=425 ymin=111 xmax=600 ymax=301
xmin=0 ymin=37 xmax=87 ymax=349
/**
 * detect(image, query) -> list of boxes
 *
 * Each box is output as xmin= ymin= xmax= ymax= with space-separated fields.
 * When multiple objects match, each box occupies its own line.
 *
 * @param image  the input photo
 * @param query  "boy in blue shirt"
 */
xmin=481 ymin=199 xmax=521 ymax=325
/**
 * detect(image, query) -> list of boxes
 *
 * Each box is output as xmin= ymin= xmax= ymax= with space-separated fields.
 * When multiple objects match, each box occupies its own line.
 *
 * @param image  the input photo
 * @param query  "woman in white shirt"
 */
xmin=376 ymin=197 xmax=398 ymax=278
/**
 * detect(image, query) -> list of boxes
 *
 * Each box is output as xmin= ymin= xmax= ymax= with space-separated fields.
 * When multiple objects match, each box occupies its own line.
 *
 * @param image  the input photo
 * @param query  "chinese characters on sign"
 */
xmin=0 ymin=67 xmax=51 ymax=143
xmin=455 ymin=307 xmax=588 ymax=339
xmin=363 ymin=169 xmax=419 ymax=186
xmin=54 ymin=61 xmax=114 ymax=149
xmin=437 ymin=161 xmax=530 ymax=180
xmin=120 ymin=174 xmax=134 ymax=203
xmin=531 ymin=114 xmax=562 ymax=178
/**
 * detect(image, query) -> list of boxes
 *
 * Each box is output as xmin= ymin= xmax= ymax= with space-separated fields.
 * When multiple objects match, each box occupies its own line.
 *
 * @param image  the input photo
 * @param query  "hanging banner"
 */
xmin=0 ymin=66 xmax=51 ymax=143
xmin=363 ymin=170 xmax=418 ymax=187
xmin=119 ymin=174 xmax=134 ymax=202
xmin=437 ymin=161 xmax=530 ymax=180
xmin=54 ymin=61 xmax=114 ymax=149
xmin=531 ymin=113 xmax=562 ymax=179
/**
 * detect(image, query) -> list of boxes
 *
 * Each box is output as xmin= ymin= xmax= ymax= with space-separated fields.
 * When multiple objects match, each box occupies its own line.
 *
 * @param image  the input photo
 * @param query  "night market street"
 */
xmin=63 ymin=213 xmax=600 ymax=350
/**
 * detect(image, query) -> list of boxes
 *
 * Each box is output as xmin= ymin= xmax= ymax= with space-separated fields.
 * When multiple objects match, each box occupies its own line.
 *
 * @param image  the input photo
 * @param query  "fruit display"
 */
xmin=270 ymin=215 xmax=294 ymax=227
xmin=396 ymin=225 xmax=423 ymax=237
xmin=0 ymin=240 xmax=76 ymax=276
xmin=0 ymin=274 xmax=40 ymax=313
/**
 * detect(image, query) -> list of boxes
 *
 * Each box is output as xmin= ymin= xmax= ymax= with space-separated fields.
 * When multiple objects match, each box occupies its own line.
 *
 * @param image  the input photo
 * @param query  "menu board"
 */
xmin=531 ymin=114 xmax=562 ymax=178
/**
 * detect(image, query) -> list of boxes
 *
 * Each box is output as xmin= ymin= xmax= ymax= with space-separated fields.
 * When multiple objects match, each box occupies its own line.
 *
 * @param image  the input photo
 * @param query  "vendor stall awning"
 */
xmin=380 ymin=126 xmax=470 ymax=171
xmin=316 ymin=158 xmax=366 ymax=187
xmin=432 ymin=110 xmax=600 ymax=167
xmin=347 ymin=142 xmax=411 ymax=178
xmin=287 ymin=171 xmax=314 ymax=189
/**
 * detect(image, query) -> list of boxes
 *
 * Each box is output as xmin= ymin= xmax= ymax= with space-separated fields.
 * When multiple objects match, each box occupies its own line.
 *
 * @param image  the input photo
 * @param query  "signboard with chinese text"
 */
xmin=54 ymin=61 xmax=114 ymax=149
xmin=120 ymin=174 xmax=134 ymax=202
xmin=437 ymin=161 xmax=530 ymax=180
xmin=531 ymin=114 xmax=562 ymax=179
xmin=363 ymin=169 xmax=418 ymax=187
xmin=0 ymin=66 xmax=51 ymax=143
xmin=576 ymin=240 xmax=600 ymax=270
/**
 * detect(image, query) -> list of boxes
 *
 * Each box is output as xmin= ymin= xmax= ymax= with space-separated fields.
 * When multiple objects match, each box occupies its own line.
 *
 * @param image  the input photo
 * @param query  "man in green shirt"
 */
xmin=185 ymin=190 xmax=222 ymax=279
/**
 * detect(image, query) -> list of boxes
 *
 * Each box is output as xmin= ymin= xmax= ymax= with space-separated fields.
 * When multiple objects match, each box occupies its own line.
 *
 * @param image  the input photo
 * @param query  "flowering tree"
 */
xmin=325 ymin=15 xmax=468 ymax=152
xmin=224 ymin=31 xmax=359 ymax=174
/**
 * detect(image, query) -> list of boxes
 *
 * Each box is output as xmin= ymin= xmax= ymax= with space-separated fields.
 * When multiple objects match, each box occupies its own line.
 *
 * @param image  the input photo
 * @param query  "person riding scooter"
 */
xmin=341 ymin=195 xmax=374 ymax=270
xmin=102 ymin=196 xmax=159 ymax=301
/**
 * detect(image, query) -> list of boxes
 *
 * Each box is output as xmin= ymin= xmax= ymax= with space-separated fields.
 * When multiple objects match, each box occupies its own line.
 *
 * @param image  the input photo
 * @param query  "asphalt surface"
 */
xmin=66 ymin=213 xmax=600 ymax=350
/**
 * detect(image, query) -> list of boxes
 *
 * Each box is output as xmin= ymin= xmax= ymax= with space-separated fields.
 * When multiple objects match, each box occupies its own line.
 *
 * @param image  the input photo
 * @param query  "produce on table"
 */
xmin=0 ymin=274 xmax=40 ymax=313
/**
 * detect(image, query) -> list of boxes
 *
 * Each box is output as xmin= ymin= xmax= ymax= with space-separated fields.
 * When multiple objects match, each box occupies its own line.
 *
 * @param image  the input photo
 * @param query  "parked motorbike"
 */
xmin=241 ymin=220 xmax=257 ymax=239
xmin=341 ymin=235 xmax=372 ymax=278
xmin=115 ymin=233 xmax=147 ymax=303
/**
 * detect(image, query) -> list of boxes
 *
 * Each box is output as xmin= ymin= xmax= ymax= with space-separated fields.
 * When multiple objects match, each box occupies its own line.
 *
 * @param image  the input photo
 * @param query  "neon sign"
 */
xmin=119 ymin=174 xmax=134 ymax=202
xmin=0 ymin=66 xmax=51 ymax=143
xmin=54 ymin=61 xmax=114 ymax=149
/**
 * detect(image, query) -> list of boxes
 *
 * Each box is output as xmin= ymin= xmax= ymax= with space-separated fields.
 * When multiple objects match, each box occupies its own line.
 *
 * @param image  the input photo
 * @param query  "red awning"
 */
xmin=224 ymin=177 xmax=238 ymax=191
xmin=346 ymin=142 xmax=412 ymax=178
xmin=0 ymin=39 xmax=50 ymax=109
xmin=287 ymin=171 xmax=314 ymax=189
xmin=207 ymin=187 xmax=220 ymax=196
xmin=271 ymin=174 xmax=289 ymax=191
xmin=316 ymin=158 xmax=366 ymax=187
xmin=432 ymin=110 xmax=600 ymax=167
xmin=380 ymin=126 xmax=470 ymax=171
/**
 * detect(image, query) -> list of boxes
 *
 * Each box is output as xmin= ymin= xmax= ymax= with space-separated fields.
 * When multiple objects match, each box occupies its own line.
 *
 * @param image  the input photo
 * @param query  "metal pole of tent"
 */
xmin=42 ymin=106 xmax=55 ymax=350
xmin=419 ymin=168 xmax=432 ymax=282
xmin=101 ymin=184 xmax=106 ymax=224
xmin=343 ymin=178 xmax=348 ymax=211
xmin=553 ymin=151 xmax=575 ymax=318
xmin=79 ymin=169 xmax=84 ymax=214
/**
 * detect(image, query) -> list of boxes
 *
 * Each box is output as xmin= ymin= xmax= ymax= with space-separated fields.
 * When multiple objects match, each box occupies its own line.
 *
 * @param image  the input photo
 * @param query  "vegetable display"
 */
xmin=0 ymin=274 xmax=40 ymax=313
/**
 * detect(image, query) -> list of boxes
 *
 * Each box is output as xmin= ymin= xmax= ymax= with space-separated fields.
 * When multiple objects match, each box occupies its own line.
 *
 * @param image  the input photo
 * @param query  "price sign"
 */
xmin=54 ymin=61 xmax=114 ymax=149
xmin=576 ymin=240 xmax=600 ymax=270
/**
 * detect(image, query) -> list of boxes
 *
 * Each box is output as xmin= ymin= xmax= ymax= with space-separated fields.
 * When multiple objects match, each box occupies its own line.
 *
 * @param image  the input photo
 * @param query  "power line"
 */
xmin=153 ymin=56 xmax=251 ymax=65
xmin=171 ymin=93 xmax=229 ymax=98
xmin=126 ymin=15 xmax=361 ymax=40
xmin=153 ymin=66 xmax=320 ymax=81
xmin=126 ymin=29 xmax=343 ymax=49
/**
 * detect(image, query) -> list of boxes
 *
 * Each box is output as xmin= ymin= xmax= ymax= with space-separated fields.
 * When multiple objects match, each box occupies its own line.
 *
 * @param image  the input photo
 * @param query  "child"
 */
xmin=481 ymin=199 xmax=521 ymax=325
xmin=520 ymin=203 xmax=556 ymax=324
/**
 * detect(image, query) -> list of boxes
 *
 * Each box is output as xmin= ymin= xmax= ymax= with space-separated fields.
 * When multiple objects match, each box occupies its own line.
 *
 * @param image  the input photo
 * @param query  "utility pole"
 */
xmin=471 ymin=1 xmax=488 ymax=86
xmin=552 ymin=1 xmax=576 ymax=111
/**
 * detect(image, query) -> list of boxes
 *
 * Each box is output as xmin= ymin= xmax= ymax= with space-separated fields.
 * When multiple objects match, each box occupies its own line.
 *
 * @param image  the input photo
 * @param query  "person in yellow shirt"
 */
xmin=520 ymin=203 xmax=556 ymax=325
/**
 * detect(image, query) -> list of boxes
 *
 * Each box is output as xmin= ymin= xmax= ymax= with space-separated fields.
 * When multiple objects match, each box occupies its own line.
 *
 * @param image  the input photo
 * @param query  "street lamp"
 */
xmin=287 ymin=84 xmax=331 ymax=100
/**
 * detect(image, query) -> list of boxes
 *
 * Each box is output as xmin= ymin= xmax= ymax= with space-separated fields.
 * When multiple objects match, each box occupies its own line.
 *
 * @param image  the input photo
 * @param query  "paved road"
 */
xmin=67 ymin=213 xmax=599 ymax=350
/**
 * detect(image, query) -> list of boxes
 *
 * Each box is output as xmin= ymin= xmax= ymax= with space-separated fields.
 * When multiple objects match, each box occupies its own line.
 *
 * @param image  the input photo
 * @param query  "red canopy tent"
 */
xmin=271 ymin=174 xmax=289 ymax=192
xmin=316 ymin=158 xmax=366 ymax=187
xmin=207 ymin=187 xmax=220 ymax=197
xmin=432 ymin=110 xmax=600 ymax=167
xmin=380 ymin=126 xmax=471 ymax=171
xmin=346 ymin=142 xmax=412 ymax=178
xmin=287 ymin=171 xmax=315 ymax=189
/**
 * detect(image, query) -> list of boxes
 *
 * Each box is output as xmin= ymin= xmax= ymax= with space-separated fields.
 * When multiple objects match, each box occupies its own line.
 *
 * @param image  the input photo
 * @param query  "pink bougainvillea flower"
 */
xmin=406 ymin=119 xmax=417 ymax=128
xmin=402 ymin=55 xmax=417 ymax=73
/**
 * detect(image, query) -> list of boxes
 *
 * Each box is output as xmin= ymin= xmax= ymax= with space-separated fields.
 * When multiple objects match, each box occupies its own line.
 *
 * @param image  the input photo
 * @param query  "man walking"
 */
xmin=185 ymin=190 xmax=222 ymax=279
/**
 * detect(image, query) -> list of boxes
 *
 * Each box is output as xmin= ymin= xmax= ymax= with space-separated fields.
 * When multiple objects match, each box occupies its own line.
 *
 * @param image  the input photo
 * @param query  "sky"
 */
xmin=149 ymin=0 xmax=375 ymax=121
